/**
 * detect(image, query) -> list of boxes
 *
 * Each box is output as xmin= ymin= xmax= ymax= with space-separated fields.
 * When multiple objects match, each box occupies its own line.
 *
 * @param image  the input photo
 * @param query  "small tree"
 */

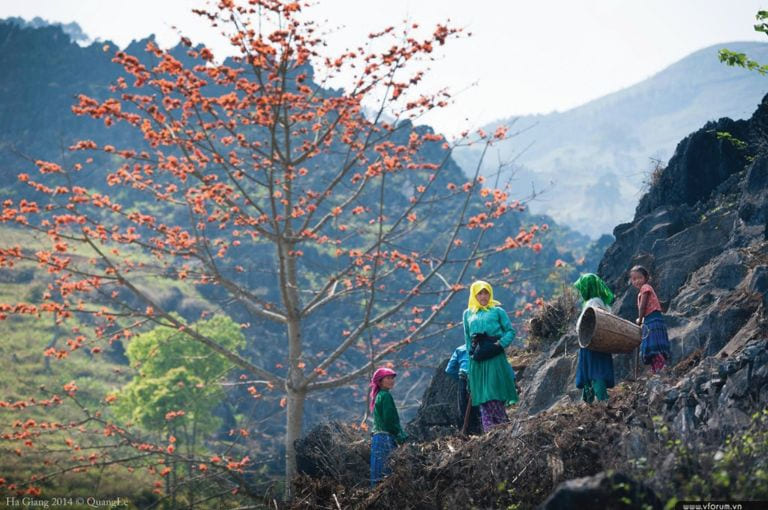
xmin=114 ymin=315 xmax=245 ymax=507
xmin=0 ymin=0 xmax=540 ymax=499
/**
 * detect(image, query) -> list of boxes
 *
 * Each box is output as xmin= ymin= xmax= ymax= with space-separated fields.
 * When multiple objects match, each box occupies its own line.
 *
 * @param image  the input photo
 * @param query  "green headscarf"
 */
xmin=573 ymin=273 xmax=614 ymax=306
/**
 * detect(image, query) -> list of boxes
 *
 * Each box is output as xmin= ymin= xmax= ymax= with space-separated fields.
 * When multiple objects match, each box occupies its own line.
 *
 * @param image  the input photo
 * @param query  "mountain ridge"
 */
xmin=453 ymin=41 xmax=768 ymax=238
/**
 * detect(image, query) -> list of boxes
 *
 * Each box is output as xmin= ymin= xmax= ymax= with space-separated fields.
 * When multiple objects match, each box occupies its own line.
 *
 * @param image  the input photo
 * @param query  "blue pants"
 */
xmin=458 ymin=376 xmax=482 ymax=433
xmin=370 ymin=433 xmax=396 ymax=486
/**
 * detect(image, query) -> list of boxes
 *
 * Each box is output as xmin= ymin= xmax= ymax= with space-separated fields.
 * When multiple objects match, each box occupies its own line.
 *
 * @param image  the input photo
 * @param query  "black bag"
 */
xmin=469 ymin=333 xmax=503 ymax=361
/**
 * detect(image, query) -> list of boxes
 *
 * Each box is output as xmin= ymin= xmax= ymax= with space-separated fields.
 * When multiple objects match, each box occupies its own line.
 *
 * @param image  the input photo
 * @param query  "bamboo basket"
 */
xmin=578 ymin=306 xmax=641 ymax=353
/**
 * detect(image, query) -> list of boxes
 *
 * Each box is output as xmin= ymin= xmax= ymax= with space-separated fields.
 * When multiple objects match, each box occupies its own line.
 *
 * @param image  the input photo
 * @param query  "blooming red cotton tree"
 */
xmin=0 ymin=0 xmax=540 ymax=499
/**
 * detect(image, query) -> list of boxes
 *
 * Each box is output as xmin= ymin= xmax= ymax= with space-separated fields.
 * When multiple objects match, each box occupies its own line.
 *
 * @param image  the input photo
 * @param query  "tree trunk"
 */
xmin=188 ymin=420 xmax=196 ymax=510
xmin=278 ymin=228 xmax=306 ymax=500
xmin=283 ymin=387 xmax=306 ymax=500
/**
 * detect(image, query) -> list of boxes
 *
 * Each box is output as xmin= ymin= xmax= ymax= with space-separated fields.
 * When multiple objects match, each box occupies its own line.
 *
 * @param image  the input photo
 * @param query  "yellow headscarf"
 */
xmin=467 ymin=280 xmax=501 ymax=312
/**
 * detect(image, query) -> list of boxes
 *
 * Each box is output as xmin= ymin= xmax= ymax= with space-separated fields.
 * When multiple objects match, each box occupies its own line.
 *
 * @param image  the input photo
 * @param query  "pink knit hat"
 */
xmin=368 ymin=367 xmax=397 ymax=411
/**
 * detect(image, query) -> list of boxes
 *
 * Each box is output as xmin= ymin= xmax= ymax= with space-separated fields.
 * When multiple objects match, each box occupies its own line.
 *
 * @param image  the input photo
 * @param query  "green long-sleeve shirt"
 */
xmin=372 ymin=389 xmax=407 ymax=443
xmin=463 ymin=306 xmax=517 ymax=352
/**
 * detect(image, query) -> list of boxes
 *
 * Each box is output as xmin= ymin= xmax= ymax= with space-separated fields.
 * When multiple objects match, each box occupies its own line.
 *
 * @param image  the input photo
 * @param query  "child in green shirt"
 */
xmin=369 ymin=367 xmax=407 ymax=486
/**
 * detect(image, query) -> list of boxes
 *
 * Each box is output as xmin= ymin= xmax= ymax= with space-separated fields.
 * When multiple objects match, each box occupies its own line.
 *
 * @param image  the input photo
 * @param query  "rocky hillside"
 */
xmin=292 ymin=93 xmax=768 ymax=508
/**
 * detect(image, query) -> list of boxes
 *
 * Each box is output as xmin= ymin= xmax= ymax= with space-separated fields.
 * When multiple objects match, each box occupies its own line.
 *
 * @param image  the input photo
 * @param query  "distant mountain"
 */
xmin=453 ymin=42 xmax=768 ymax=238
xmin=0 ymin=18 xmax=600 ymax=285
xmin=3 ymin=16 xmax=90 ymax=43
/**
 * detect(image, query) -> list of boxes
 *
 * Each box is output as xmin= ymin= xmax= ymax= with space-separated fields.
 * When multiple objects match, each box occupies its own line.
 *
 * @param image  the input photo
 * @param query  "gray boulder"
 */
xmin=540 ymin=471 xmax=662 ymax=510
xmin=405 ymin=358 xmax=483 ymax=440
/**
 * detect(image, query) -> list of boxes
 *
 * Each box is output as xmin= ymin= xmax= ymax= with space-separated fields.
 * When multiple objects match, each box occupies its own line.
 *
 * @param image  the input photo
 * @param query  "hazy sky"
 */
xmin=1 ymin=0 xmax=765 ymax=137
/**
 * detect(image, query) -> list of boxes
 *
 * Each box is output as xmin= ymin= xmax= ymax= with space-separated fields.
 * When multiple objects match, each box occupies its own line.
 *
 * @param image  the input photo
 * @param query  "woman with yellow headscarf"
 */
xmin=463 ymin=280 xmax=519 ymax=432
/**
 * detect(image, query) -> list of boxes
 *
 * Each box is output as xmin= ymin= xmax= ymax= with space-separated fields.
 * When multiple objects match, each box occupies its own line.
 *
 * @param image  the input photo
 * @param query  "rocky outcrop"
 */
xmin=517 ymin=334 xmax=579 ymax=415
xmin=660 ymin=337 xmax=768 ymax=442
xmin=515 ymin=95 xmax=768 ymax=417
xmin=404 ymin=360 xmax=462 ymax=441
xmin=634 ymin=116 xmax=751 ymax=217
xmin=540 ymin=471 xmax=662 ymax=510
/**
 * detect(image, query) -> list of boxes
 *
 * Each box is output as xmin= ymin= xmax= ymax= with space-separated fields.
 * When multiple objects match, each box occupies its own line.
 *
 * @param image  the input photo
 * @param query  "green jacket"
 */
xmin=372 ymin=389 xmax=407 ymax=443
xmin=463 ymin=306 xmax=519 ymax=406
xmin=463 ymin=306 xmax=516 ymax=352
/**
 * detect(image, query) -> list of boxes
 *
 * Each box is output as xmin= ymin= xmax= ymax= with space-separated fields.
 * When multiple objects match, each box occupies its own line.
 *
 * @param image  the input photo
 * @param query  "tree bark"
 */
xmin=283 ymin=387 xmax=305 ymax=500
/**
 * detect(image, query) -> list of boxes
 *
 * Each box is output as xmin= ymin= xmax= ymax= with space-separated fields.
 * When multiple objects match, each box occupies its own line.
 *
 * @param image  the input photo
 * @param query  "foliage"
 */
xmin=114 ymin=315 xmax=244 ymax=434
xmin=112 ymin=315 xmax=246 ymax=506
xmin=711 ymin=411 xmax=768 ymax=497
xmin=716 ymin=131 xmax=748 ymax=151
xmin=719 ymin=10 xmax=768 ymax=74
xmin=0 ymin=0 xmax=545 ymax=499
xmin=637 ymin=411 xmax=768 ymax=507
xmin=678 ymin=409 xmax=768 ymax=501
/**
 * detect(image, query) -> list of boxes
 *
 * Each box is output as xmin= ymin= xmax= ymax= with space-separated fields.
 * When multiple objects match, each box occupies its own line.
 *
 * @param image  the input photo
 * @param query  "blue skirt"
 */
xmin=575 ymin=348 xmax=615 ymax=389
xmin=370 ymin=432 xmax=396 ymax=486
xmin=641 ymin=311 xmax=671 ymax=364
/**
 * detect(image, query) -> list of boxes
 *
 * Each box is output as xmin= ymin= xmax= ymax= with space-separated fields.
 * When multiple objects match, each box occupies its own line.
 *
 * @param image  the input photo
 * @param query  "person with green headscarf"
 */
xmin=573 ymin=273 xmax=616 ymax=404
xmin=463 ymin=280 xmax=519 ymax=432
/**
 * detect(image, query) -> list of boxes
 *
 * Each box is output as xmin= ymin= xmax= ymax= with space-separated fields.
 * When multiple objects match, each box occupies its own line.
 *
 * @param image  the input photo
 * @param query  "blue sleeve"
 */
xmin=496 ymin=308 xmax=516 ymax=348
xmin=445 ymin=349 xmax=460 ymax=379
xmin=458 ymin=349 xmax=469 ymax=374
xmin=459 ymin=349 xmax=469 ymax=374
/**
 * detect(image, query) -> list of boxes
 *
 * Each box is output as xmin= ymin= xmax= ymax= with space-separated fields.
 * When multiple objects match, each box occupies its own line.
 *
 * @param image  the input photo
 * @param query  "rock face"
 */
xmin=540 ymin=471 xmax=662 ymax=510
xmin=661 ymin=337 xmax=768 ymax=442
xmin=517 ymin=94 xmax=768 ymax=417
xmin=404 ymin=360 xmax=459 ymax=441
xmin=633 ymin=116 xmax=751 ymax=217
xmin=405 ymin=359 xmax=483 ymax=440
xmin=521 ymin=335 xmax=579 ymax=414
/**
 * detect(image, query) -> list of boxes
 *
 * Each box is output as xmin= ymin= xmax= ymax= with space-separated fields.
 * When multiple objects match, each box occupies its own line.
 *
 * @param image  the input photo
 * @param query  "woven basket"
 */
xmin=578 ymin=306 xmax=641 ymax=354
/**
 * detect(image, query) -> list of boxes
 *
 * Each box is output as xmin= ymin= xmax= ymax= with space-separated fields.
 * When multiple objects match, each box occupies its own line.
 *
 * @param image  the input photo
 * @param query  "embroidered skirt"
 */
xmin=479 ymin=399 xmax=509 ymax=432
xmin=370 ymin=432 xmax=396 ymax=486
xmin=641 ymin=311 xmax=671 ymax=364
